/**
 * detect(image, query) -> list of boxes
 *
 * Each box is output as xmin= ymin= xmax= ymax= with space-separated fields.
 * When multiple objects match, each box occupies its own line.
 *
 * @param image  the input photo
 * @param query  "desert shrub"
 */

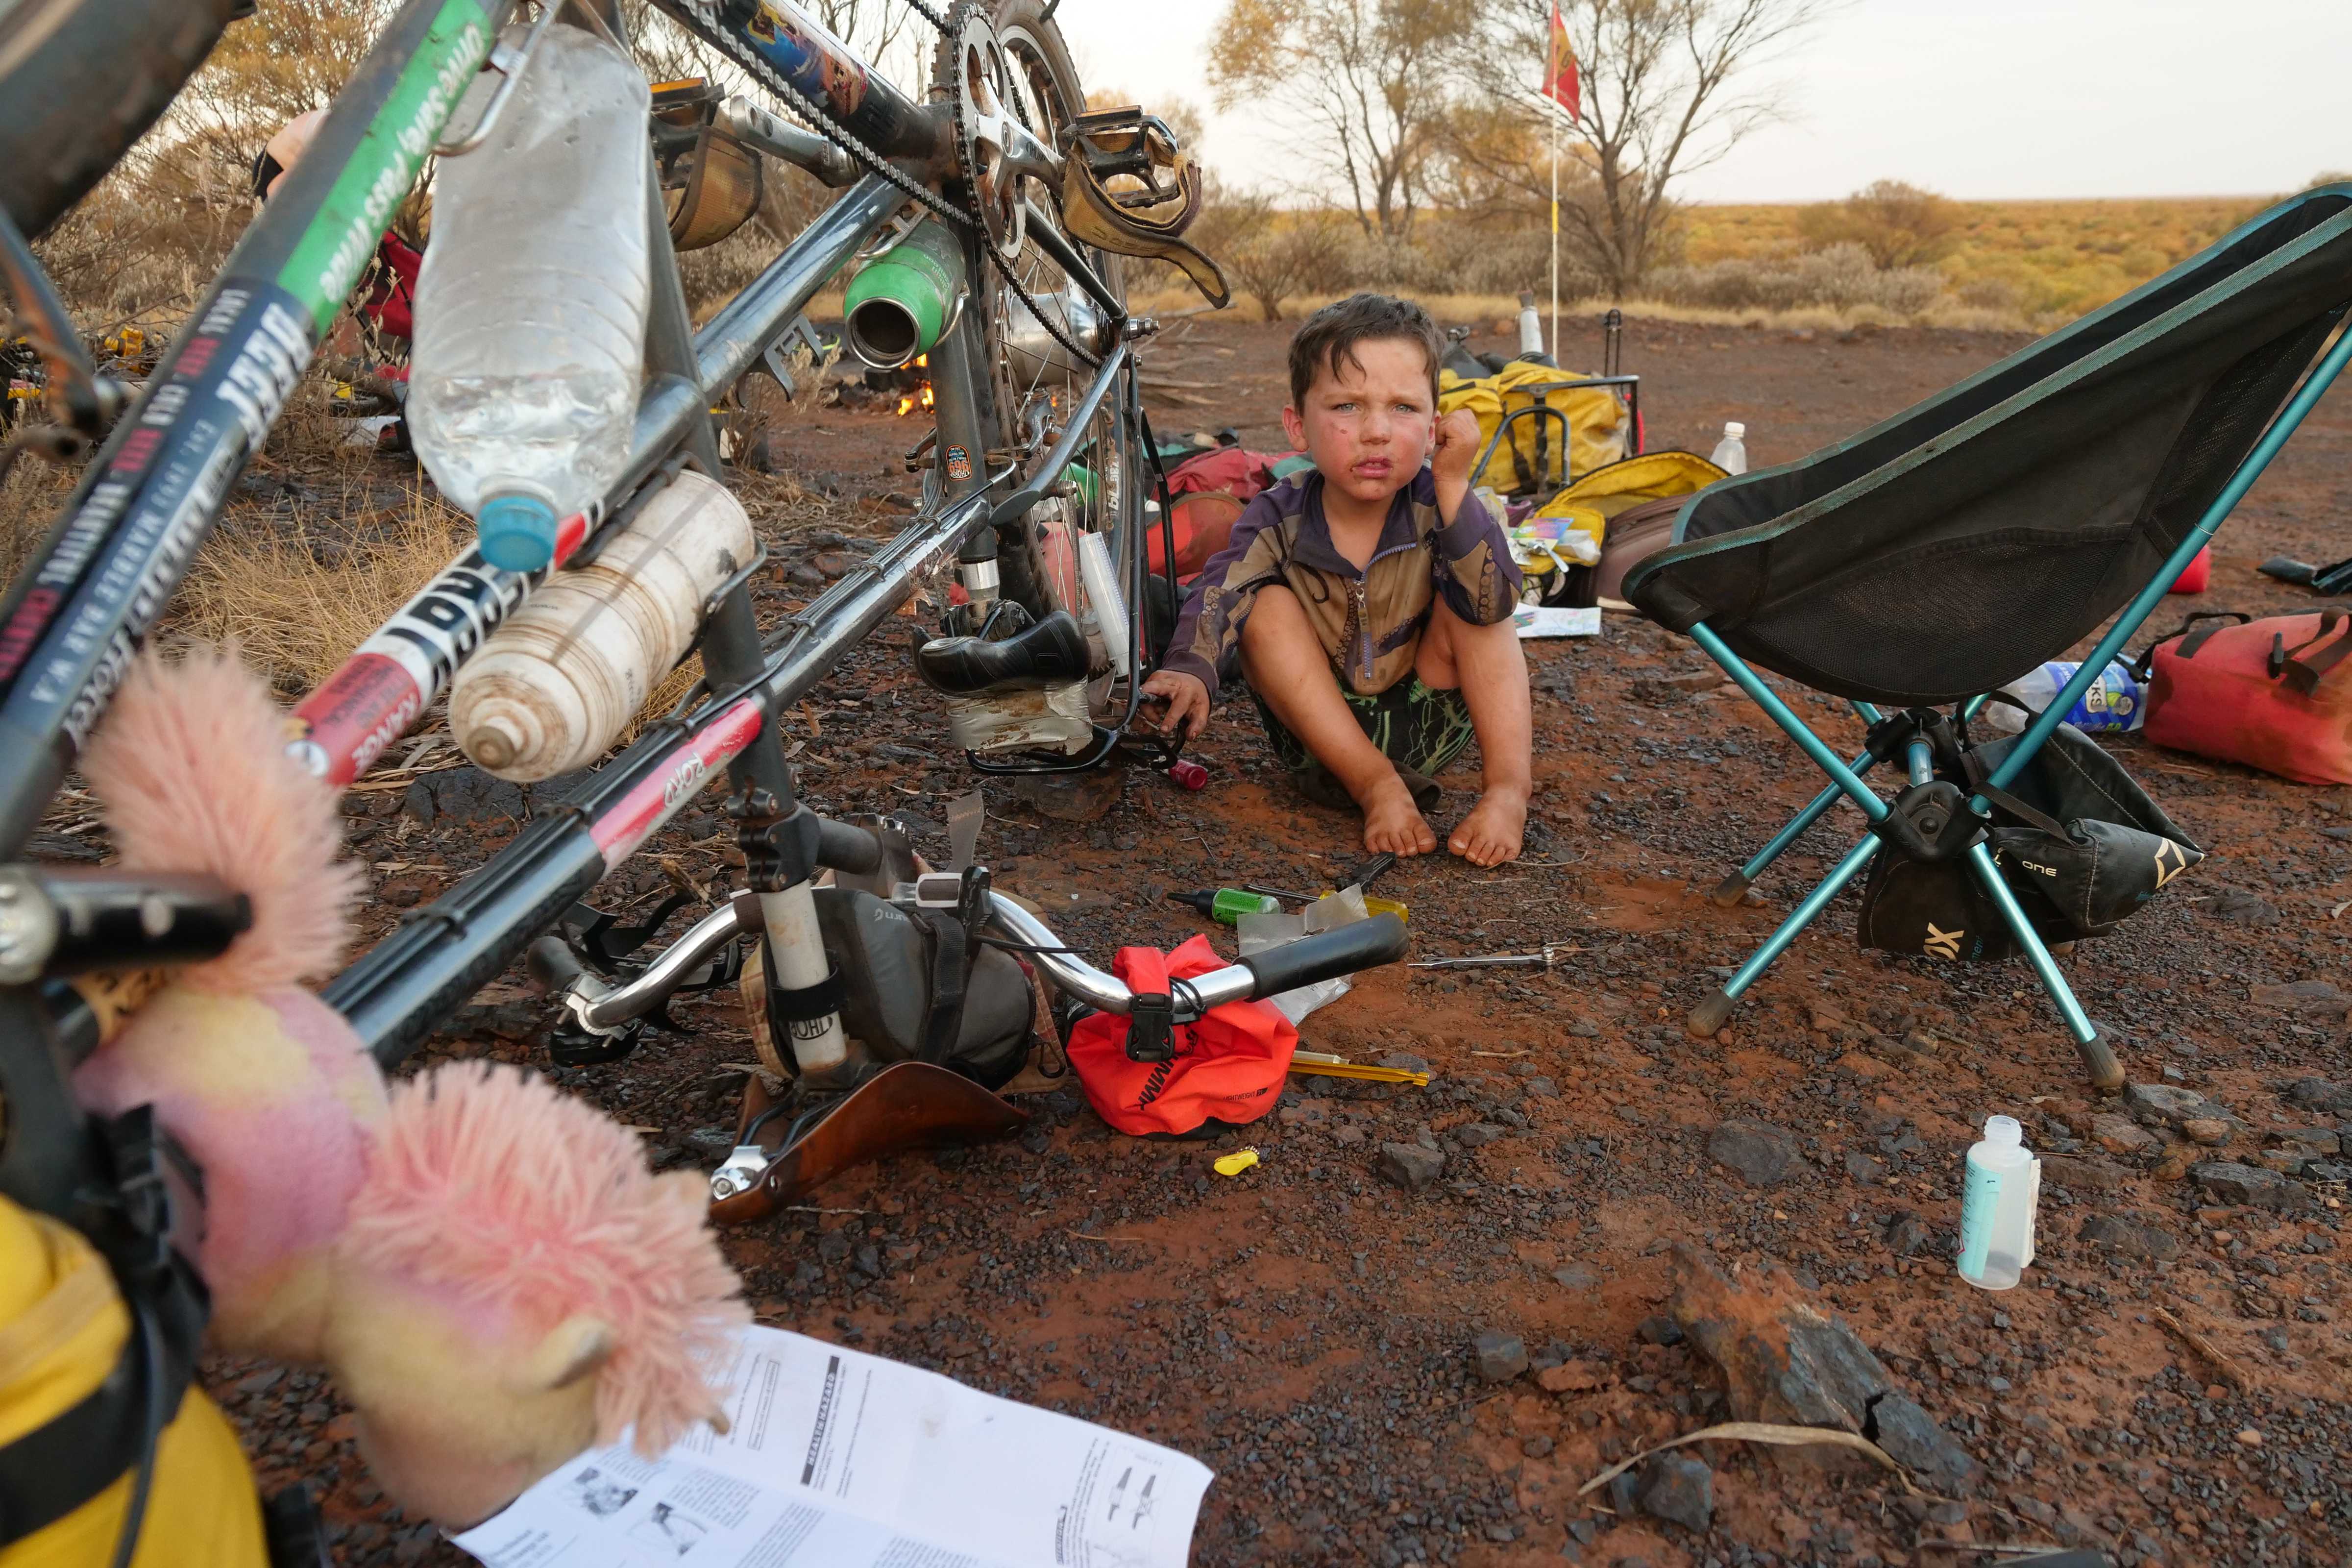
xmin=1797 ymin=180 xmax=1963 ymax=270
xmin=1645 ymin=244 xmax=1946 ymax=316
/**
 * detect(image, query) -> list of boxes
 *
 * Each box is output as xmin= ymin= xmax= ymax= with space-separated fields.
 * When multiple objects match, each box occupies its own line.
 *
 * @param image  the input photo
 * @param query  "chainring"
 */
xmin=940 ymin=6 xmax=1026 ymax=264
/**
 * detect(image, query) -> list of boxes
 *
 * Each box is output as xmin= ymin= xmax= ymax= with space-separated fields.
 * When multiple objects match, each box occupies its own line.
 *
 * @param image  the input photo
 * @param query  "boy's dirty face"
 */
xmin=1281 ymin=338 xmax=1436 ymax=511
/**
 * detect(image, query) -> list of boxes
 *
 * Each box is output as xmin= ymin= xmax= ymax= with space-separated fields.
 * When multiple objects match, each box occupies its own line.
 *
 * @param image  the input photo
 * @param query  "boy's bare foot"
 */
xmin=1358 ymin=773 xmax=1438 ymax=856
xmin=1449 ymin=789 xmax=1527 ymax=867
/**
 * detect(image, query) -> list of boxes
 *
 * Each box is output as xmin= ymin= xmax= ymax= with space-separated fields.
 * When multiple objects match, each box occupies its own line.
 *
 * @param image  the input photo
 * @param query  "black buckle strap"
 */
xmin=774 ymin=965 xmax=845 ymax=1026
xmin=2280 ymin=609 xmax=2352 ymax=695
xmin=0 ymin=1108 xmax=208 ymax=1551
xmin=1124 ymin=991 xmax=1176 ymax=1063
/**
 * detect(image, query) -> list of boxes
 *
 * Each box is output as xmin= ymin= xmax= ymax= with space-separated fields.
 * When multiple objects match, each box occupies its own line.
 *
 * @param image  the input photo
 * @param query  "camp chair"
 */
xmin=1625 ymin=184 xmax=2352 ymax=1088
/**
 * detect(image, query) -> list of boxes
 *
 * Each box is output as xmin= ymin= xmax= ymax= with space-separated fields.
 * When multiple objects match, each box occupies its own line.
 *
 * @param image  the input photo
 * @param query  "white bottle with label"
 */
xmin=451 ymin=470 xmax=757 ymax=781
xmin=1710 ymin=421 xmax=1748 ymax=474
xmin=1957 ymin=1115 xmax=2041 ymax=1291
xmin=409 ymin=22 xmax=653 ymax=572
xmin=1983 ymin=660 xmax=2147 ymax=734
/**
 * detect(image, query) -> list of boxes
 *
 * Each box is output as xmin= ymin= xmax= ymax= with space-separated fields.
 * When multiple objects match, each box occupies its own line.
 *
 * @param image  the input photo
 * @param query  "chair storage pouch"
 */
xmin=1855 ymin=722 xmax=2203 ymax=961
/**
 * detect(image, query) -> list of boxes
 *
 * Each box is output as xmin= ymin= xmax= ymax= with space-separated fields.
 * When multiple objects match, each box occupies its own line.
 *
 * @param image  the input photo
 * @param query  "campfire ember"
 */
xmin=894 ymin=354 xmax=933 ymax=417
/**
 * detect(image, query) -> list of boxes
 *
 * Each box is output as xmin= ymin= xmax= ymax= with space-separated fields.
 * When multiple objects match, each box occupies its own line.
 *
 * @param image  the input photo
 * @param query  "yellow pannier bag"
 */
xmin=1529 ymin=449 xmax=1728 ymax=542
xmin=0 ymin=1197 xmax=264 ymax=1568
xmin=1437 ymin=360 xmax=1629 ymax=494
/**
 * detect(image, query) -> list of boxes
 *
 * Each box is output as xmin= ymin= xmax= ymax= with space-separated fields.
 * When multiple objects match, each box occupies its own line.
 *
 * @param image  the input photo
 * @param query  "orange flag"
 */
xmin=1544 ymin=2 xmax=1580 ymax=118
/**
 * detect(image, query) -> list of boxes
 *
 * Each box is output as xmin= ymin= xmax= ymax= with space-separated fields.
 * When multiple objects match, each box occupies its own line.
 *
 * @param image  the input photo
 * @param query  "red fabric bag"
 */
xmin=1064 ymin=936 xmax=1297 ymax=1136
xmin=2167 ymin=545 xmax=2212 ymax=595
xmin=1150 ymin=447 xmax=1293 ymax=581
xmin=2143 ymin=610 xmax=2352 ymax=783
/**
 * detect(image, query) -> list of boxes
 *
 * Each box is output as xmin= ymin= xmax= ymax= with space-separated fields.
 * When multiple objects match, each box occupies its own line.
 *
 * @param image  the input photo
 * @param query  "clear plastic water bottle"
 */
xmin=1984 ymin=660 xmax=2146 ymax=734
xmin=1709 ymin=421 xmax=1747 ymax=474
xmin=1957 ymin=1115 xmax=2041 ymax=1291
xmin=409 ymin=23 xmax=653 ymax=571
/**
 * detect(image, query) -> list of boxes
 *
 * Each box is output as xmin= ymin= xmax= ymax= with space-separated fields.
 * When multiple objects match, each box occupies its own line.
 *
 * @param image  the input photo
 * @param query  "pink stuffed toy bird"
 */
xmin=73 ymin=645 xmax=748 ymax=1524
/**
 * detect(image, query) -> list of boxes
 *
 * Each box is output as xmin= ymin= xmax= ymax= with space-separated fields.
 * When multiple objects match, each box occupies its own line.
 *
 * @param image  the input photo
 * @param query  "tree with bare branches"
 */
xmin=1454 ymin=0 xmax=1840 ymax=297
xmin=1205 ymin=0 xmax=1483 ymax=242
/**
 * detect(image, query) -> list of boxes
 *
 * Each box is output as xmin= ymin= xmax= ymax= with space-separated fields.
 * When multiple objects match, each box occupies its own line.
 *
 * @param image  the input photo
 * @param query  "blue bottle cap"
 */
xmin=477 ymin=492 xmax=560 ymax=573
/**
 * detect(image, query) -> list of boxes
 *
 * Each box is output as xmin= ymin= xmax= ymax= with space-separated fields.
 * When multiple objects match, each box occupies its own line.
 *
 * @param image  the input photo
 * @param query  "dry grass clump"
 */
xmin=171 ymin=479 xmax=468 ymax=696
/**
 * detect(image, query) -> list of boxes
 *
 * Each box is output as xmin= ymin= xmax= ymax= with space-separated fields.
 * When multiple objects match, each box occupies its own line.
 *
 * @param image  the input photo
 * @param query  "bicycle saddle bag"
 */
xmin=808 ymin=888 xmax=1033 ymax=1087
xmin=1058 ymin=106 xmax=1228 ymax=308
xmin=653 ymin=81 xmax=762 ymax=253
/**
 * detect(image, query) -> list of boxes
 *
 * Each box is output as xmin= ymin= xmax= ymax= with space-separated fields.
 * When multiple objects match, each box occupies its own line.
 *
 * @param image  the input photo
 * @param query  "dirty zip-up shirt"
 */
xmin=1162 ymin=467 xmax=1519 ymax=700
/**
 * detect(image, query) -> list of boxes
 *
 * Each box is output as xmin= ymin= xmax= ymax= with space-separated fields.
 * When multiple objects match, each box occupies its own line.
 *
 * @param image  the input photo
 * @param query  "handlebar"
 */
xmin=527 ymin=864 xmax=1408 ymax=1032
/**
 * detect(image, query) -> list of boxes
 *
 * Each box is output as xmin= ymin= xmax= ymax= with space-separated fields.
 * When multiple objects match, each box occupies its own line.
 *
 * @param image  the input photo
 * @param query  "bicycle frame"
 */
xmin=0 ymin=0 xmax=1160 ymax=1078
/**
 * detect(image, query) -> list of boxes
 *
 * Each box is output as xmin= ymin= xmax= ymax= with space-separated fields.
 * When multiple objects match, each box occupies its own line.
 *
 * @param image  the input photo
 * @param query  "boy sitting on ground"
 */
xmin=1142 ymin=293 xmax=1532 ymax=866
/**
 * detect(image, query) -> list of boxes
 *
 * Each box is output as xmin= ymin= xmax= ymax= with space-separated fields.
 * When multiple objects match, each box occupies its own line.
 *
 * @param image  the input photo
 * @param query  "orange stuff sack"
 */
xmin=2143 ymin=610 xmax=2352 ymax=784
xmin=1064 ymin=936 xmax=1297 ymax=1136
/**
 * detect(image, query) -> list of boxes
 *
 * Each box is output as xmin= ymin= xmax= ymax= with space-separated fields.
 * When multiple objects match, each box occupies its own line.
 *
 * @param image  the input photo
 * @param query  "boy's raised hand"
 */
xmin=1430 ymin=407 xmax=1482 ymax=489
xmin=1141 ymin=668 xmax=1211 ymax=742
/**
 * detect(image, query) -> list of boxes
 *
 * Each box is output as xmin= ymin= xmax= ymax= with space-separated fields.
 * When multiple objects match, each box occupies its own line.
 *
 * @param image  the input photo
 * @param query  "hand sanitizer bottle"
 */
xmin=1957 ymin=1115 xmax=2041 ymax=1290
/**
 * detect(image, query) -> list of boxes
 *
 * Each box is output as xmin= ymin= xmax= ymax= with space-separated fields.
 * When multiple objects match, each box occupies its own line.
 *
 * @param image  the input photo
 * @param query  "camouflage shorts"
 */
xmin=1249 ymin=674 xmax=1477 ymax=787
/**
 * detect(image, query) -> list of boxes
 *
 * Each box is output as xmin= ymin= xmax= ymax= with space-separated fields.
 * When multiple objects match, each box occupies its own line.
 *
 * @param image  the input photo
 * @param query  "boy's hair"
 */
xmin=1287 ymin=293 xmax=1443 ymax=411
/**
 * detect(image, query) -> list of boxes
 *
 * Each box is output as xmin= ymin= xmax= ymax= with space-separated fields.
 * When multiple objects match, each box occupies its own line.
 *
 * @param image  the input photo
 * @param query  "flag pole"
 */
xmin=1548 ymin=106 xmax=1560 ymax=362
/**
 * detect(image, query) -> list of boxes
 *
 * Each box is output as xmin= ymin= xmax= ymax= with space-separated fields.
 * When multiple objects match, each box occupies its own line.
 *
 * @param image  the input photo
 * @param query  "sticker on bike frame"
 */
xmin=728 ymin=0 xmax=869 ymax=119
xmin=0 ymin=281 xmax=313 ymax=746
xmin=945 ymin=443 xmax=973 ymax=482
xmin=276 ymin=0 xmax=496 ymax=328
xmin=289 ymin=510 xmax=592 ymax=784
xmin=590 ymin=698 xmax=764 ymax=867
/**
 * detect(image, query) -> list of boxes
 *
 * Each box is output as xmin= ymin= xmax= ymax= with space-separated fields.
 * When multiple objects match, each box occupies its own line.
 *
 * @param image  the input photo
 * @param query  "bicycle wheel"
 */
xmin=0 ymin=0 xmax=238 ymax=240
xmin=947 ymin=0 xmax=1139 ymax=696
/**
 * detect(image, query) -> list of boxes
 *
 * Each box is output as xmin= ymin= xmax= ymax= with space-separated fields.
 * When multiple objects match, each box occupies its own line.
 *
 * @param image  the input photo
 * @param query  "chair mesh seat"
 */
xmin=1627 ymin=187 xmax=2352 ymax=705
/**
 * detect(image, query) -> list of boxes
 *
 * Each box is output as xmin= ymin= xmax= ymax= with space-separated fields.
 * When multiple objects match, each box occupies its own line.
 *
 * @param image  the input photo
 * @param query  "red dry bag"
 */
xmin=2142 ymin=609 xmax=2352 ymax=783
xmin=1064 ymin=936 xmax=1297 ymax=1136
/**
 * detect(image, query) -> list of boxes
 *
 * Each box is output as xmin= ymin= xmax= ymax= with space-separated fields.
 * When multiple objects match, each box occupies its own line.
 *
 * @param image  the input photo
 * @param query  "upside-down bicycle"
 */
xmin=0 ymin=0 xmax=1408 ymax=1544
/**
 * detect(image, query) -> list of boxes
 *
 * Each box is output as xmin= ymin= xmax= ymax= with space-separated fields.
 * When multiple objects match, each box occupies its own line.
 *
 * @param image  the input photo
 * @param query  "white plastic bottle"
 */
xmin=409 ymin=23 xmax=653 ymax=572
xmin=1516 ymin=291 xmax=1544 ymax=358
xmin=1710 ymin=421 xmax=1748 ymax=474
xmin=451 ymin=470 xmax=757 ymax=781
xmin=1984 ymin=660 xmax=2146 ymax=734
xmin=1957 ymin=1115 xmax=2041 ymax=1291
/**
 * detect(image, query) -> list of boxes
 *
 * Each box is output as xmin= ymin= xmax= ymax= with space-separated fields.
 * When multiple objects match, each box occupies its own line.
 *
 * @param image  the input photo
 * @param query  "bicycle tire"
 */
xmin=0 ymin=0 xmax=238 ymax=240
xmin=960 ymin=0 xmax=1141 ymax=662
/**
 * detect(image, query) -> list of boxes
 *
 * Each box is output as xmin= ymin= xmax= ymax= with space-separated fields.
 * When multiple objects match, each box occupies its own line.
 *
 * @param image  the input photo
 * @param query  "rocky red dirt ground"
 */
xmin=177 ymin=310 xmax=2350 ymax=1567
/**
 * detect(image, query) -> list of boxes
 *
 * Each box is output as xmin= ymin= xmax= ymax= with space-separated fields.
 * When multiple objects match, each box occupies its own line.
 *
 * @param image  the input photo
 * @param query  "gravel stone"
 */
xmin=2079 ymin=1213 xmax=2182 ymax=1260
xmin=1869 ymin=1392 xmax=1984 ymax=1492
xmin=1635 ymin=1452 xmax=1714 ymax=1533
xmin=2193 ymin=1161 xmax=2310 ymax=1209
xmin=1376 ymin=1142 xmax=1445 ymax=1191
xmin=1707 ymin=1118 xmax=1801 ymax=1185
xmin=1471 ymin=1329 xmax=1528 ymax=1383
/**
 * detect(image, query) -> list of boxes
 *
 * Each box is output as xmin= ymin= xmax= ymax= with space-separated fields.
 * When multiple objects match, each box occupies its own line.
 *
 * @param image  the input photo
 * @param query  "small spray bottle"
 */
xmin=1957 ymin=1115 xmax=2041 ymax=1291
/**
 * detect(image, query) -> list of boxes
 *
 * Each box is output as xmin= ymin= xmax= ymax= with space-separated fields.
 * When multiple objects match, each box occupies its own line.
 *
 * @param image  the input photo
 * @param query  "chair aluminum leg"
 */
xmin=1688 ymin=835 xmax=1880 ymax=1037
xmin=1962 ymin=840 xmax=2124 ymax=1089
xmin=1712 ymin=701 xmax=1885 ymax=906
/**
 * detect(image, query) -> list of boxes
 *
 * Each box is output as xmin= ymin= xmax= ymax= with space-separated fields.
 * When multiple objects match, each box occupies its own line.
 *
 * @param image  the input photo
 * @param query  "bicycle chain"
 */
xmin=665 ymin=0 xmax=972 ymax=233
xmin=661 ymin=1 xmax=1103 ymax=375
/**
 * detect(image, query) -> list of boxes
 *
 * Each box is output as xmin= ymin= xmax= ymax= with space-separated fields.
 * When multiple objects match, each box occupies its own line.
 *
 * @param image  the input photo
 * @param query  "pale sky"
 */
xmin=1055 ymin=0 xmax=2352 ymax=204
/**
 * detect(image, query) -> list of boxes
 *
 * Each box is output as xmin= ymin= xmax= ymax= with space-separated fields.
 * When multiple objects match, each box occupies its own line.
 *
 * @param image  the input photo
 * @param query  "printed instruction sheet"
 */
xmin=1513 ymin=604 xmax=1602 ymax=638
xmin=453 ymin=1324 xmax=1214 ymax=1568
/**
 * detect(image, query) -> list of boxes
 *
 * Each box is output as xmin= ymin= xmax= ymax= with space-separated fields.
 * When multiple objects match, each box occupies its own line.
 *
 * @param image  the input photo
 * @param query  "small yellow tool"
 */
xmin=1212 ymin=1147 xmax=1261 ymax=1176
xmin=1287 ymin=1051 xmax=1431 ymax=1086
